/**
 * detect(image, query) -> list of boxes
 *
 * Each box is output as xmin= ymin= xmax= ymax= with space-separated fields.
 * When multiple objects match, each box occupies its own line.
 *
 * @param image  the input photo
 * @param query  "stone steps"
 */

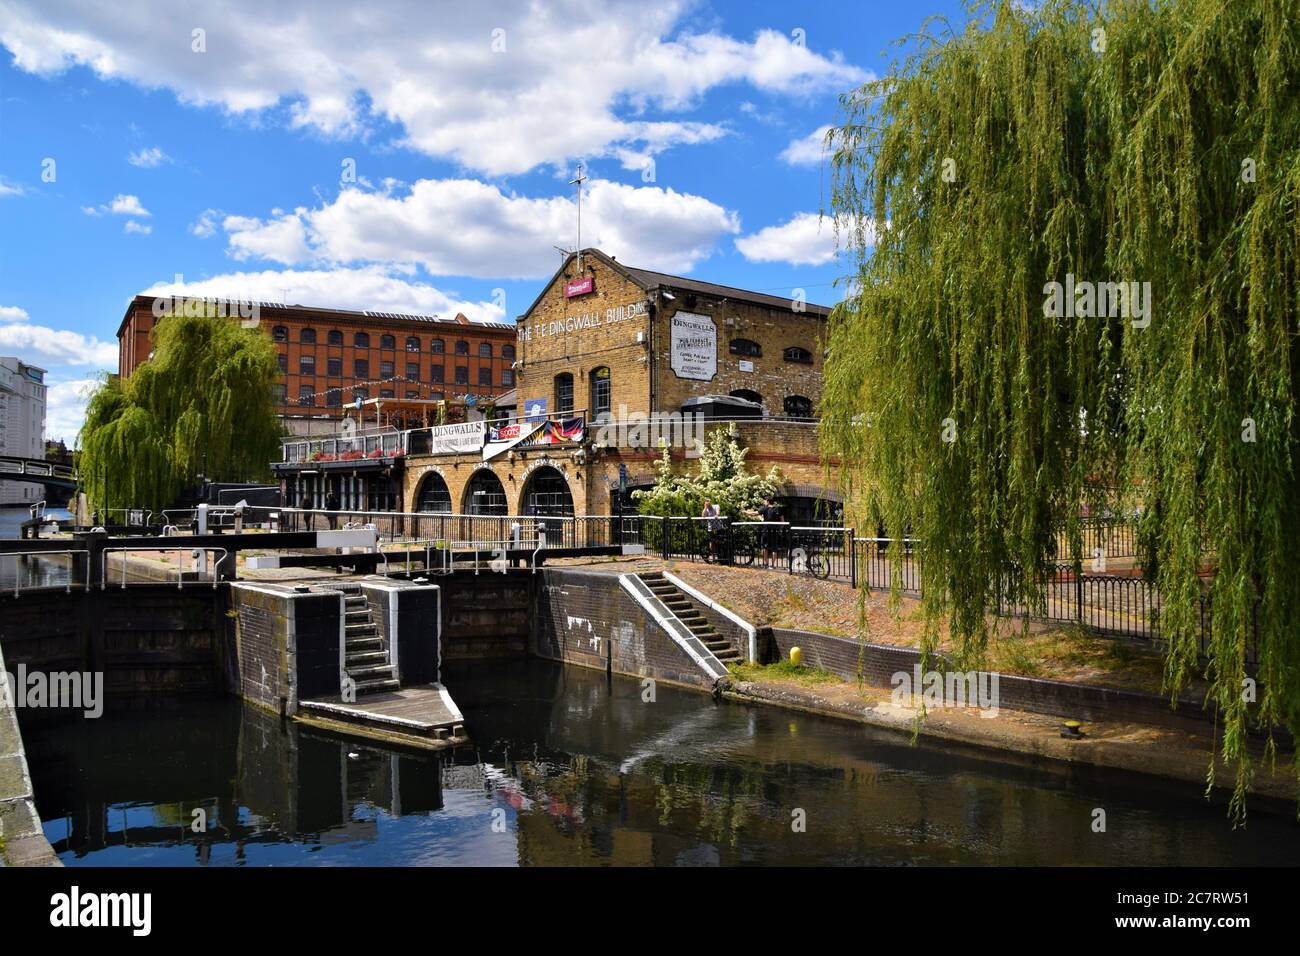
xmin=636 ymin=573 xmax=738 ymax=665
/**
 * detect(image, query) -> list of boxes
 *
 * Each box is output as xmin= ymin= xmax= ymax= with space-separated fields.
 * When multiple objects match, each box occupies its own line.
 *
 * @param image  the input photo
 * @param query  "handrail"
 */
xmin=101 ymin=546 xmax=229 ymax=590
xmin=3 ymin=549 xmax=90 ymax=596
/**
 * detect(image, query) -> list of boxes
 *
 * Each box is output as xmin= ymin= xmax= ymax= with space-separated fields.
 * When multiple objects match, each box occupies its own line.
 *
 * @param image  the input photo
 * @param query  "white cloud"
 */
xmin=735 ymin=211 xmax=838 ymax=266
xmin=0 ymin=1 xmax=869 ymax=176
xmin=83 ymin=193 xmax=151 ymax=217
xmin=218 ymin=178 xmax=739 ymax=278
xmin=189 ymin=208 xmax=220 ymax=238
xmin=0 ymin=176 xmax=24 ymax=197
xmin=127 ymin=145 xmax=170 ymax=167
xmin=123 ymin=219 xmax=152 ymax=235
xmin=45 ymin=377 xmax=100 ymax=444
xmin=0 ymin=310 xmax=119 ymax=367
xmin=779 ymin=125 xmax=833 ymax=166
xmin=140 ymin=265 xmax=507 ymax=324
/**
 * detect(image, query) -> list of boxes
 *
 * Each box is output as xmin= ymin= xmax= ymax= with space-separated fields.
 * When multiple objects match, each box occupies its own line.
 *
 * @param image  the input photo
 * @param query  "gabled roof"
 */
xmin=518 ymin=247 xmax=833 ymax=321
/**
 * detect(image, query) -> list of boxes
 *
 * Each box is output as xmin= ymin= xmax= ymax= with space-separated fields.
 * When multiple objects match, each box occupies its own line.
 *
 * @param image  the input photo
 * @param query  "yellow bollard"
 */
xmin=790 ymin=646 xmax=802 ymax=666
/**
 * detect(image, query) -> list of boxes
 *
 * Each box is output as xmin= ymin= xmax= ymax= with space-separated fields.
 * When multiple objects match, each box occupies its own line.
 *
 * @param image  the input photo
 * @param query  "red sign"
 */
xmin=564 ymin=276 xmax=594 ymax=298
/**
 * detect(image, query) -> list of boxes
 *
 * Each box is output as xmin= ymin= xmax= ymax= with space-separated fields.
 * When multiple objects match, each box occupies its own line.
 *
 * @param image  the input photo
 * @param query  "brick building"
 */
xmin=272 ymin=248 xmax=844 ymax=522
xmin=116 ymin=295 xmax=518 ymax=430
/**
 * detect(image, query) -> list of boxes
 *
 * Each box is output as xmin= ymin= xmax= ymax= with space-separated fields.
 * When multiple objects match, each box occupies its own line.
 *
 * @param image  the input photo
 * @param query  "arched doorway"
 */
xmin=463 ymin=469 xmax=508 ymax=515
xmin=521 ymin=465 xmax=574 ymax=517
xmin=415 ymin=472 xmax=452 ymax=513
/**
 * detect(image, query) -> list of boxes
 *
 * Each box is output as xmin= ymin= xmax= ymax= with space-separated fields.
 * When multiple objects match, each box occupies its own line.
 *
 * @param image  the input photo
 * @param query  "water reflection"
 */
xmin=0 ymin=508 xmax=75 ymax=591
xmin=22 ymin=659 xmax=1300 ymax=866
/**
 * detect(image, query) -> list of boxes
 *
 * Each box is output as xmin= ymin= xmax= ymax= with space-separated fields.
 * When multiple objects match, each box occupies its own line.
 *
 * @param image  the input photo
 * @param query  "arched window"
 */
xmin=327 ymin=330 xmax=343 ymax=346
xmin=479 ymin=342 xmax=493 ymax=358
xmin=784 ymin=395 xmax=813 ymax=418
xmin=502 ymin=344 xmax=516 ymax=361
xmin=272 ymin=325 xmax=289 ymax=343
xmin=464 ymin=470 xmax=508 ymax=515
xmin=455 ymin=340 xmax=469 ymax=355
xmin=354 ymin=332 xmax=370 ymax=348
xmin=430 ymin=338 xmax=445 ymax=353
xmin=380 ymin=334 xmax=396 ymax=350
xmin=416 ymin=472 xmax=452 ymax=513
xmin=783 ymin=346 xmax=813 ymax=364
xmin=406 ymin=336 xmax=421 ymax=351
xmin=729 ymin=338 xmax=761 ymax=357
xmin=730 ymin=389 xmax=762 ymax=406
xmin=522 ymin=465 xmax=574 ymax=518
xmin=554 ymin=373 xmax=574 ymax=415
xmin=590 ymin=366 xmax=611 ymax=421
xmin=300 ymin=328 xmax=317 ymax=344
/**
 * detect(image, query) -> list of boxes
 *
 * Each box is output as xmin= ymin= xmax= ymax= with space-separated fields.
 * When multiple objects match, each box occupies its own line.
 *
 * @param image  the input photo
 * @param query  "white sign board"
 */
xmin=670 ymin=311 xmax=717 ymax=381
xmin=428 ymin=420 xmax=486 ymax=455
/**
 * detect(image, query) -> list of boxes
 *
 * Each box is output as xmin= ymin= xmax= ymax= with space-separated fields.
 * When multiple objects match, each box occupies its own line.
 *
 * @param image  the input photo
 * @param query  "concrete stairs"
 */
xmin=339 ymin=584 xmax=399 ymax=695
xmin=638 ymin=571 xmax=740 ymax=664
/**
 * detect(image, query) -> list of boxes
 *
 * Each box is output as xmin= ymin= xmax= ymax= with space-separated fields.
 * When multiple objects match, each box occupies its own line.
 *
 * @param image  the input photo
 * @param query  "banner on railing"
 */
xmin=483 ymin=420 xmax=543 ymax=460
xmin=520 ymin=417 xmax=585 ymax=447
xmin=428 ymin=420 xmax=486 ymax=455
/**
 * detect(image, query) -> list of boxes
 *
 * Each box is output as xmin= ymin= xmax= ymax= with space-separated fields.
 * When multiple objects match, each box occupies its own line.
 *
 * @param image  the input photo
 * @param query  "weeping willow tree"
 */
xmin=80 ymin=311 xmax=282 ymax=511
xmin=823 ymin=0 xmax=1300 ymax=820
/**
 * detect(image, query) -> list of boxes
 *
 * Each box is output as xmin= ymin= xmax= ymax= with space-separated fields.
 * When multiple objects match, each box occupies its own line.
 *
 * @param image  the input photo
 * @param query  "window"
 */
xmin=326 ymin=388 xmax=342 ymax=407
xmin=730 ymin=338 xmax=762 ymax=357
xmin=455 ymin=366 xmax=469 ymax=385
xmin=429 ymin=365 xmax=444 ymax=383
xmin=478 ymin=367 xmax=492 ymax=387
xmin=430 ymin=338 xmax=444 ymax=354
xmin=555 ymin=373 xmax=574 ymax=415
xmin=430 ymin=391 xmax=444 ymax=401
xmin=380 ymin=334 xmax=396 ymax=350
xmin=298 ymin=384 xmax=315 ymax=406
xmin=784 ymin=395 xmax=813 ymax=418
xmin=405 ymin=336 xmax=421 ymax=352
xmin=327 ymin=357 xmax=343 ymax=376
xmin=502 ymin=343 xmax=516 ymax=361
xmin=272 ymin=326 xmax=289 ymax=343
xmin=278 ymin=353 xmax=288 ymax=373
xmin=479 ymin=342 xmax=492 ymax=358
xmin=405 ymin=390 xmax=420 ymax=399
xmin=299 ymin=355 xmax=315 ymax=376
xmin=354 ymin=387 xmax=369 ymax=401
xmin=455 ymin=340 xmax=469 ymax=355
xmin=730 ymin=389 xmax=763 ymax=406
xmin=327 ymin=330 xmax=343 ymax=346
xmin=380 ymin=388 xmax=394 ymax=398
xmin=300 ymin=328 xmax=317 ymax=345
xmin=406 ymin=362 xmax=420 ymax=382
xmin=783 ymin=346 xmax=813 ymax=364
xmin=354 ymin=332 xmax=370 ymax=348
xmin=590 ymin=366 xmax=611 ymax=421
xmin=380 ymin=360 xmax=394 ymax=378
xmin=273 ymin=383 xmax=287 ymax=404
xmin=502 ymin=369 xmax=514 ymax=387
xmin=355 ymin=359 xmax=369 ymax=378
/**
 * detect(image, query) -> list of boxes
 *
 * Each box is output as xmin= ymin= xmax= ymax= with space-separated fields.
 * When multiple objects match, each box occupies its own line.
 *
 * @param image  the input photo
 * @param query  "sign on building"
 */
xmin=428 ymin=420 xmax=486 ymax=455
xmin=670 ymin=311 xmax=717 ymax=381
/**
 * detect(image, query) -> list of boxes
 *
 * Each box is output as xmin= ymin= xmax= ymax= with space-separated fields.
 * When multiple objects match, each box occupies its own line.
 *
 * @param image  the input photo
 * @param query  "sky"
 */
xmin=0 ymin=0 xmax=966 ymax=443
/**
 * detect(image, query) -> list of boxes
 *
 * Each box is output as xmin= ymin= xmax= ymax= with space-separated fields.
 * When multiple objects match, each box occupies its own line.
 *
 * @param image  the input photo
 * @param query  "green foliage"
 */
xmin=80 ymin=311 xmax=282 ymax=511
xmin=633 ymin=422 xmax=780 ymax=518
xmin=823 ymin=0 xmax=1300 ymax=820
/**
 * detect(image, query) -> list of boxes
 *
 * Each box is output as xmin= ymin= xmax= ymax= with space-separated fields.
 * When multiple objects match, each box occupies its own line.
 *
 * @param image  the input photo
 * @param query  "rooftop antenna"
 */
xmin=569 ymin=162 xmax=587 ymax=272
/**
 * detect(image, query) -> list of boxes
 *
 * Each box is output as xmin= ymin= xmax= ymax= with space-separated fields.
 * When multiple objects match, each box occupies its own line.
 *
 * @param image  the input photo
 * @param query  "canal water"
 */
xmin=0 ymin=507 xmax=74 ymax=591
xmin=22 ymin=659 xmax=1300 ymax=866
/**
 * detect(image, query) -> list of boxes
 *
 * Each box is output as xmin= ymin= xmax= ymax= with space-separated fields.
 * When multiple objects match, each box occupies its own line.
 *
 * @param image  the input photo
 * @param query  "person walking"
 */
xmin=298 ymin=492 xmax=312 ymax=531
xmin=325 ymin=488 xmax=339 ymax=530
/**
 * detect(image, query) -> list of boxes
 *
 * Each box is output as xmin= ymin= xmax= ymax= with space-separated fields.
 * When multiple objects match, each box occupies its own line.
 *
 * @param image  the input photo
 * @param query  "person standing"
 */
xmin=325 ymin=488 xmax=339 ymax=530
xmin=701 ymin=499 xmax=724 ymax=562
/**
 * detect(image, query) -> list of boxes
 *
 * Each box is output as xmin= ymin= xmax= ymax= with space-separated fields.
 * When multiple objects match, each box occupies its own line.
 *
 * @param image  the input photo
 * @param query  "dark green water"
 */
xmin=22 ymin=659 xmax=1300 ymax=865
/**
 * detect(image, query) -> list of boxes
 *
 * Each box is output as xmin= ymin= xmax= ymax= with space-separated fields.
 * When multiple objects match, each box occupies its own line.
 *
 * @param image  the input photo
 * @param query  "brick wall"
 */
xmin=440 ymin=571 xmax=532 ymax=660
xmin=359 ymin=579 xmax=441 ymax=684
xmin=228 ymin=584 xmax=342 ymax=714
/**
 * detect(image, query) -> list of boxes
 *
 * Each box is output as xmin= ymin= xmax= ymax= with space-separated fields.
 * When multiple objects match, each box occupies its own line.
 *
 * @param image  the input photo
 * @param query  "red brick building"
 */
xmin=116 ymin=295 xmax=518 ymax=426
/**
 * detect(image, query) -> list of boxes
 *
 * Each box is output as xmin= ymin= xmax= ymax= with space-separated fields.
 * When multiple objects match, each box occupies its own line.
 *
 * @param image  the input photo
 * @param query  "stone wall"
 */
xmin=359 ymin=579 xmax=441 ymax=685
xmin=531 ymin=568 xmax=717 ymax=690
xmin=440 ymin=571 xmax=532 ymax=661
xmin=228 ymin=583 xmax=342 ymax=715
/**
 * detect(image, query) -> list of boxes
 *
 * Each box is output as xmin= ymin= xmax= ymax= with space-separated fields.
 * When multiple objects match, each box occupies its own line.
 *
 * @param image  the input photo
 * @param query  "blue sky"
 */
xmin=0 ymin=0 xmax=965 ymax=441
